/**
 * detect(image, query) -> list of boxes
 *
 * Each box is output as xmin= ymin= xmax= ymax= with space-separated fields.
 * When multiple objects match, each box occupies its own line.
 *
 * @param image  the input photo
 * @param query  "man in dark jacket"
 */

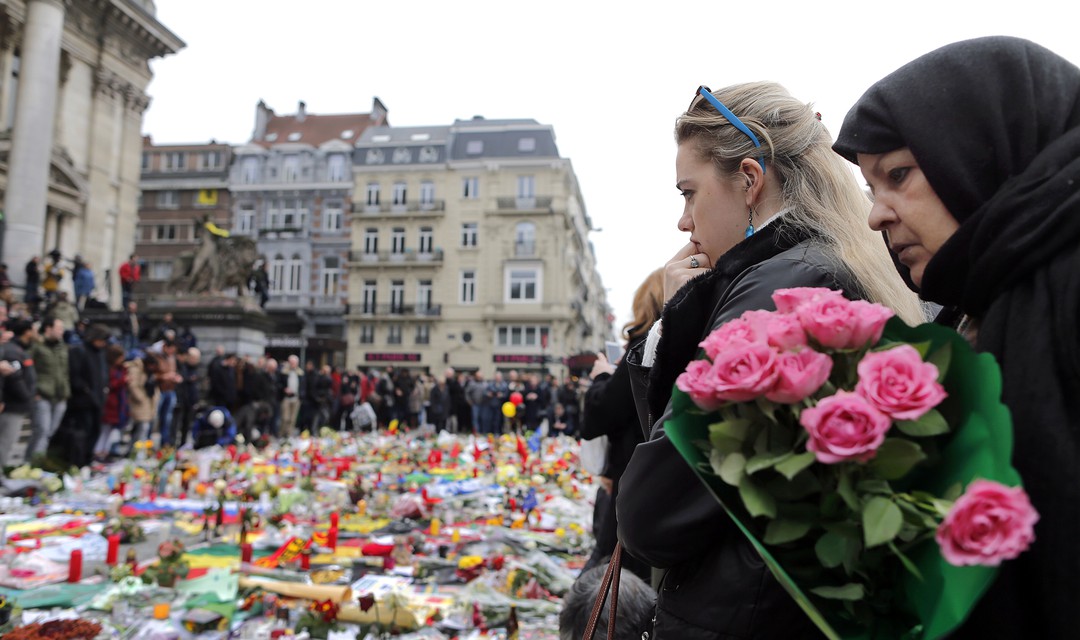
xmin=28 ymin=317 xmax=69 ymax=459
xmin=61 ymin=323 xmax=110 ymax=467
xmin=175 ymin=347 xmax=201 ymax=448
xmin=0 ymin=317 xmax=37 ymax=466
xmin=207 ymin=352 xmax=237 ymax=410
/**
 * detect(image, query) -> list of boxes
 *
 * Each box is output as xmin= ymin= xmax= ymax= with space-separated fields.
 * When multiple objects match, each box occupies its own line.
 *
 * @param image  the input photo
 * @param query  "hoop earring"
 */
xmin=745 ymin=206 xmax=756 ymax=238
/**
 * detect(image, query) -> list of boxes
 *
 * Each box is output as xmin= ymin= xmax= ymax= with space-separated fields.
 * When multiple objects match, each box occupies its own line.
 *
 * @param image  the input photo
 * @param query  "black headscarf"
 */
xmin=835 ymin=37 xmax=1080 ymax=638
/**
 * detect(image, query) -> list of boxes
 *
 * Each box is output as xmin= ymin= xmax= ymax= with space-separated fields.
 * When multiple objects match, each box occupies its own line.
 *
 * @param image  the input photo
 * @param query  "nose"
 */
xmin=867 ymin=198 xmax=894 ymax=232
xmin=678 ymin=207 xmax=693 ymax=233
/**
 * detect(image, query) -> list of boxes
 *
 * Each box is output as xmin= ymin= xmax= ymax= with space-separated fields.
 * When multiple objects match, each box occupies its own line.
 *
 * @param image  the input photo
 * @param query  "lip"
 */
xmin=891 ymin=243 xmax=915 ymax=263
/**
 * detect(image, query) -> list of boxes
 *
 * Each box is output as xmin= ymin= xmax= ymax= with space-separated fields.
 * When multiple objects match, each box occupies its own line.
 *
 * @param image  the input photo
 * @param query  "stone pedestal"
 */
xmin=146 ymin=296 xmax=274 ymax=358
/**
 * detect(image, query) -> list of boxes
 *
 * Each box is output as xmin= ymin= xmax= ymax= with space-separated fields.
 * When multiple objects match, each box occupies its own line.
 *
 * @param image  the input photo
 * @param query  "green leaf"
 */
xmin=764 ymin=518 xmax=812 ymax=545
xmin=896 ymin=408 xmax=949 ymax=437
xmin=908 ymin=340 xmax=933 ymax=359
xmin=837 ymin=471 xmax=859 ymax=512
xmin=942 ymin=482 xmax=963 ymax=502
xmin=755 ymin=397 xmax=778 ymax=423
xmin=810 ymin=583 xmax=865 ymax=600
xmin=709 ymin=419 xmax=751 ymax=442
xmin=710 ymin=436 xmax=743 ymax=456
xmin=855 ymin=478 xmax=892 ymax=495
xmin=752 ymin=424 xmax=770 ymax=456
xmin=863 ymin=496 xmax=903 ymax=548
xmin=715 ymin=451 xmax=746 ymax=487
xmin=927 ymin=341 xmax=952 ymax=383
xmin=775 ymin=451 xmax=816 ymax=480
xmin=814 ymin=531 xmax=847 ymax=568
xmin=869 ymin=438 xmax=928 ymax=480
xmin=739 ymin=477 xmax=777 ymax=519
xmin=746 ymin=451 xmax=793 ymax=475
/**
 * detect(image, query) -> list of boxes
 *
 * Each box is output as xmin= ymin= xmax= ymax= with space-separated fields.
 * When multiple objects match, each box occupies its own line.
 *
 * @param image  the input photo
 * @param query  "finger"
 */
xmin=689 ymin=252 xmax=712 ymax=270
xmin=670 ymin=241 xmax=697 ymax=262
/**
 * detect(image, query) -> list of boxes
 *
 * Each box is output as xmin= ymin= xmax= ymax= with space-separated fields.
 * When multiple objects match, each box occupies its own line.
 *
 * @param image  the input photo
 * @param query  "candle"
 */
xmin=376 ymin=471 xmax=382 ymax=485
xmin=300 ymin=551 xmax=311 ymax=570
xmin=357 ymin=500 xmax=367 ymax=517
xmin=68 ymin=549 xmax=83 ymax=583
xmin=430 ymin=517 xmax=440 ymax=536
xmin=451 ymin=529 xmax=461 ymax=544
xmin=328 ymin=513 xmax=339 ymax=550
xmin=153 ymin=603 xmax=170 ymax=620
xmin=106 ymin=534 xmax=120 ymax=566
xmin=241 ymin=543 xmax=253 ymax=564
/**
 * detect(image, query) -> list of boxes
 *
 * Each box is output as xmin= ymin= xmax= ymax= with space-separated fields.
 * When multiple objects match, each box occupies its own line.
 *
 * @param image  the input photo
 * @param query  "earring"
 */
xmin=744 ymin=206 xmax=756 ymax=238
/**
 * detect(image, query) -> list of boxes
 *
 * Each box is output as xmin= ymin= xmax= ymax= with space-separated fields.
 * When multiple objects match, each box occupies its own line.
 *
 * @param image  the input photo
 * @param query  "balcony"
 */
xmin=259 ymin=226 xmax=309 ymax=239
xmin=513 ymin=240 xmax=536 ymax=257
xmin=496 ymin=196 xmax=553 ymax=213
xmin=352 ymin=200 xmax=446 ymax=216
xmin=348 ymin=248 xmax=444 ymax=266
xmin=266 ymin=294 xmax=345 ymax=309
xmin=351 ymin=304 xmax=443 ymax=318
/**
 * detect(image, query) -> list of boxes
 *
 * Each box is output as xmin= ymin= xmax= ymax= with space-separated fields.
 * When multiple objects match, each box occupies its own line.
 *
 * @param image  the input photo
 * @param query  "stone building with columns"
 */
xmin=0 ymin=0 xmax=182 ymax=306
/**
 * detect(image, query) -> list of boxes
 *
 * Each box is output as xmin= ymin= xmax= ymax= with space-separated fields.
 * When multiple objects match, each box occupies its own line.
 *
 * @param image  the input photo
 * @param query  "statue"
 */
xmin=169 ymin=216 xmax=259 ymax=296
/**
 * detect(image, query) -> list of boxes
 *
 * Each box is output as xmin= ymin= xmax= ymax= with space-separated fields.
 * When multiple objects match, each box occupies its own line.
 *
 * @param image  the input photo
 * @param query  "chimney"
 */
xmin=371 ymin=97 xmax=388 ymax=126
xmin=253 ymin=99 xmax=273 ymax=141
xmin=297 ymin=100 xmax=306 ymax=123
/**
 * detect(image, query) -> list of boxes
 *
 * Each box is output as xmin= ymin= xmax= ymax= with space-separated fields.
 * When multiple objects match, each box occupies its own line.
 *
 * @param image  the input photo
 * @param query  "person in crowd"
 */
xmin=333 ymin=367 xmax=360 ymax=432
xmin=450 ymin=369 xmax=471 ymax=433
xmin=483 ymin=371 xmax=509 ymax=435
xmin=407 ymin=370 xmax=425 ymax=429
xmin=559 ymin=564 xmax=657 ymax=640
xmin=833 ymin=36 xmax=1080 ymax=639
xmin=427 ymin=374 xmax=448 ymax=432
xmin=174 ymin=347 xmax=200 ymax=448
xmin=45 ymin=292 xmax=79 ymax=342
xmin=260 ymin=357 xmax=281 ymax=436
xmin=96 ymin=344 xmax=128 ymax=461
xmin=0 ymin=317 xmax=37 ymax=466
xmin=617 ymin=82 xmax=924 ymax=638
xmin=124 ymin=351 xmax=158 ymax=450
xmin=41 ymin=250 xmax=64 ymax=303
xmin=118 ymin=253 xmax=141 ymax=309
xmin=0 ymin=264 xmax=13 ymax=307
xmin=296 ymin=360 xmax=319 ymax=431
xmin=549 ymin=402 xmax=571 ymax=437
xmin=250 ymin=260 xmax=270 ymax=309
xmin=465 ymin=371 xmax=486 ymax=435
xmin=192 ymin=407 xmax=236 ymax=449
xmin=73 ymin=259 xmax=95 ymax=311
xmin=392 ymin=367 xmax=415 ymax=427
xmin=153 ymin=340 xmax=182 ymax=447
xmin=581 ymin=267 xmax=664 ymax=581
xmin=207 ymin=351 xmax=238 ymax=411
xmin=373 ymin=367 xmax=395 ymax=428
xmin=556 ymin=378 xmax=580 ymax=435
xmin=309 ymin=363 xmax=334 ymax=429
xmin=120 ymin=301 xmax=142 ymax=353
xmin=176 ymin=325 xmax=197 ymax=351
xmin=24 ymin=256 xmax=41 ymax=314
xmin=278 ymin=355 xmax=303 ymax=437
xmin=63 ymin=323 xmax=110 ymax=467
xmin=27 ymin=316 xmax=70 ymax=459
xmin=152 ymin=312 xmax=179 ymax=344
xmin=346 ymin=395 xmax=377 ymax=432
xmin=522 ymin=373 xmax=547 ymax=432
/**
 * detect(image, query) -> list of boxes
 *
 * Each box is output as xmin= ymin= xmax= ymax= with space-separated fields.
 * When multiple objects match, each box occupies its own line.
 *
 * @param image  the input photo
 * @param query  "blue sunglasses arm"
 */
xmin=697 ymin=91 xmax=767 ymax=174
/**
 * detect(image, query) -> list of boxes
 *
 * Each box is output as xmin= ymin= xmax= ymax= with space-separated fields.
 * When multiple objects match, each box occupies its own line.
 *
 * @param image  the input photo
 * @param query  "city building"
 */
xmin=0 ymin=0 xmax=183 ymax=305
xmin=347 ymin=116 xmax=612 ymax=378
xmin=229 ymin=98 xmax=388 ymax=365
xmin=135 ymin=137 xmax=232 ymax=301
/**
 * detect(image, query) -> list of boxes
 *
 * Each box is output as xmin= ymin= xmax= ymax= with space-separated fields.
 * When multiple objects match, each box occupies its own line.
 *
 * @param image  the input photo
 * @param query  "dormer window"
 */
xmin=264 ymin=133 xmax=278 ymax=142
xmin=287 ymin=132 xmax=302 ymax=141
xmin=392 ymin=147 xmax=412 ymax=164
xmin=518 ymin=137 xmax=536 ymax=152
xmin=466 ymin=140 xmax=483 ymax=154
xmin=419 ymin=146 xmax=438 ymax=163
xmin=366 ymin=149 xmax=385 ymax=164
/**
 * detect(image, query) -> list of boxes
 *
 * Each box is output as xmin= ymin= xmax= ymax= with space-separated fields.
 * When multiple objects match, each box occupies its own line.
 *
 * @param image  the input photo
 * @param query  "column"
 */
xmin=1 ymin=0 xmax=65 ymax=286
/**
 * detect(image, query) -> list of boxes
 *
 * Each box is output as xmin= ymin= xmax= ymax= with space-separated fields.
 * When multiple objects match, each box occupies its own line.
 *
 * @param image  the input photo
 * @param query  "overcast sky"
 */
xmin=141 ymin=0 xmax=1080 ymax=337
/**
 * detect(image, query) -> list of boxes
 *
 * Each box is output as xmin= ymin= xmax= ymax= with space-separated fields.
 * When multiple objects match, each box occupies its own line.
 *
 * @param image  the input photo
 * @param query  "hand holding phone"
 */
xmin=605 ymin=341 xmax=623 ymax=364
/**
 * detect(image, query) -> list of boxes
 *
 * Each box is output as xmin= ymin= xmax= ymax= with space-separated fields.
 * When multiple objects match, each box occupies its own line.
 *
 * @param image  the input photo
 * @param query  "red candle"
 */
xmin=68 ymin=549 xmax=83 ymax=583
xmin=328 ymin=513 xmax=339 ymax=550
xmin=241 ymin=543 xmax=253 ymax=564
xmin=106 ymin=534 xmax=120 ymax=566
xmin=300 ymin=551 xmax=311 ymax=570
xmin=376 ymin=471 xmax=382 ymax=484
xmin=116 ymin=481 xmax=126 ymax=498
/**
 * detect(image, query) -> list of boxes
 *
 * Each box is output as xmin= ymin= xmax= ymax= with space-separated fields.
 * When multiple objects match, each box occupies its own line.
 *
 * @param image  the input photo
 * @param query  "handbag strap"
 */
xmin=583 ymin=542 xmax=623 ymax=640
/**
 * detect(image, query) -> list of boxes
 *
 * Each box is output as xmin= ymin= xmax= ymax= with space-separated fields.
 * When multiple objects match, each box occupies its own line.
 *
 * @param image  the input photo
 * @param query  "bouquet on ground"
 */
xmin=141 ymin=539 xmax=190 ymax=588
xmin=665 ymin=287 xmax=1036 ymax=639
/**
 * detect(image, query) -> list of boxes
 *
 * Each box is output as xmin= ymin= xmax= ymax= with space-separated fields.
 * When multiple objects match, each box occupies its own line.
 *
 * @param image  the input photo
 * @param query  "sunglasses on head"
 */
xmin=690 ymin=85 xmax=766 ymax=174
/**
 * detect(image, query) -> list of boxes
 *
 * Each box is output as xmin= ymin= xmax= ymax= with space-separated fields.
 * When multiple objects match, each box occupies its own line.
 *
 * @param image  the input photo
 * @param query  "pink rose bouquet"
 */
xmin=667 ymin=287 xmax=1037 ymax=638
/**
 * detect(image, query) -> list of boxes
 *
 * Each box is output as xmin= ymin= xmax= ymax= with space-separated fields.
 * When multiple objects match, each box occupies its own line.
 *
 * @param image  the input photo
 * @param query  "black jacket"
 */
xmin=582 ymin=334 xmax=648 ymax=482
xmin=618 ymin=226 xmax=860 ymax=640
xmin=0 ymin=340 xmax=36 ymax=413
xmin=68 ymin=341 xmax=107 ymax=410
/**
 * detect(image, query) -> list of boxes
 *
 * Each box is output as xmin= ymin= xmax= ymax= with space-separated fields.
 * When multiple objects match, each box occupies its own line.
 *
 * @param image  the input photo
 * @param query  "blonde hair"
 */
xmin=623 ymin=267 xmax=665 ymax=342
xmin=676 ymin=82 xmax=924 ymax=324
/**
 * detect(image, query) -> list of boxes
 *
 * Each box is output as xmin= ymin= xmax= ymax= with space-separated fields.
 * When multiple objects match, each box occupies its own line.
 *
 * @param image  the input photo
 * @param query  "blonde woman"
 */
xmin=617 ymin=82 xmax=923 ymax=639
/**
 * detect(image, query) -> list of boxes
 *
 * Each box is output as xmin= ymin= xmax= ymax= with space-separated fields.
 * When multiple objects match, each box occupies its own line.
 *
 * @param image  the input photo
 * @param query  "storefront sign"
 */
xmin=366 ymin=352 xmax=422 ymax=362
xmin=493 ymin=354 xmax=546 ymax=364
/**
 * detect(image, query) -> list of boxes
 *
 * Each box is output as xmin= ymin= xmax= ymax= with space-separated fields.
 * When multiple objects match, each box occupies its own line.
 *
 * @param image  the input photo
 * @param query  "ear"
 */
xmin=738 ymin=157 xmax=766 ymax=206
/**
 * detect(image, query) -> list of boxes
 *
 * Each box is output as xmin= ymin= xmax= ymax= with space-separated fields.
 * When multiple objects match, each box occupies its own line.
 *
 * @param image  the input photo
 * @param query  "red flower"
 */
xmin=358 ymin=593 xmax=376 ymax=612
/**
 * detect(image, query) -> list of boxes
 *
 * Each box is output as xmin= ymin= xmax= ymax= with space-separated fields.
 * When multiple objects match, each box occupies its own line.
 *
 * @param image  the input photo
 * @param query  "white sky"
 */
xmin=141 ymin=0 xmax=1080 ymax=338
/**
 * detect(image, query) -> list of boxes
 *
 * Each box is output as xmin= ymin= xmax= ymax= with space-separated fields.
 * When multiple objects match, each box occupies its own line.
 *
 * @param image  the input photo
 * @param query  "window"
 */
xmin=359 ymin=324 xmax=375 ymax=344
xmin=460 ymin=270 xmax=476 ymax=304
xmin=281 ymin=198 xmax=307 ymax=229
xmin=241 ymin=157 xmax=259 ymax=183
xmin=417 ymin=279 xmax=432 ymax=311
xmin=496 ymin=325 xmax=550 ymax=348
xmin=507 ymin=267 xmax=540 ymax=302
xmin=365 ymin=148 xmax=385 ymax=164
xmin=326 ymin=154 xmax=347 ymax=181
xmin=392 ymin=147 xmax=412 ymax=164
xmin=155 ymin=224 xmax=178 ymax=241
xmin=514 ymin=221 xmax=536 ymax=256
xmin=366 ymin=182 xmax=380 ymax=207
xmin=418 ymin=227 xmax=433 ymax=254
xmin=462 ymin=176 xmax=479 ymax=199
xmin=236 ymin=203 xmax=256 ymax=233
xmin=517 ymin=175 xmax=535 ymax=198
xmin=286 ymin=253 xmax=303 ymax=293
xmin=282 ymin=155 xmax=300 ymax=182
xmin=270 ymin=254 xmax=286 ymax=293
xmin=461 ymin=222 xmax=478 ymax=247
xmin=141 ymin=153 xmax=151 ymax=171
xmin=390 ymin=280 xmax=405 ymax=314
xmin=415 ymin=325 xmax=430 ymax=345
xmin=387 ymin=325 xmax=402 ymax=345
xmin=391 ymin=227 xmax=406 ymax=254
xmin=323 ymin=200 xmax=343 ymax=231
xmin=419 ymin=146 xmax=438 ymax=163
xmin=362 ymin=280 xmax=377 ymax=314
xmin=392 ymin=181 xmax=407 ymax=207
xmin=321 ymin=256 xmax=340 ymax=297
xmin=419 ymin=181 xmax=435 ymax=206
xmin=156 ymin=190 xmax=179 ymax=209
xmin=363 ymin=228 xmax=379 ymax=255
xmin=266 ymin=199 xmax=280 ymax=229
xmin=148 ymin=260 xmax=173 ymax=281
xmin=201 ymin=151 xmax=223 ymax=170
xmin=164 ymin=151 xmax=186 ymax=171
xmin=518 ymin=137 xmax=536 ymax=152
xmin=466 ymin=140 xmax=483 ymax=154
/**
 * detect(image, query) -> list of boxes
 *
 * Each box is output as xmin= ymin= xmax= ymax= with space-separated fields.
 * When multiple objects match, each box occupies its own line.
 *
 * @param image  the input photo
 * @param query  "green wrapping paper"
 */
xmin=662 ymin=318 xmax=1021 ymax=639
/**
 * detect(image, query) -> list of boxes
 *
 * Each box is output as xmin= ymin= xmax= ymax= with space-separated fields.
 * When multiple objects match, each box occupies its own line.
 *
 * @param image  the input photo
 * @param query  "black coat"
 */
xmin=67 ymin=341 xmax=106 ymax=410
xmin=582 ymin=335 xmax=647 ymax=483
xmin=618 ymin=225 xmax=859 ymax=639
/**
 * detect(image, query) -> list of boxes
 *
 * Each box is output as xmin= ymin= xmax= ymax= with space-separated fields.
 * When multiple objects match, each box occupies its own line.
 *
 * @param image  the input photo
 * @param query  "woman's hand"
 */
xmin=589 ymin=353 xmax=616 ymax=380
xmin=664 ymin=242 xmax=712 ymax=303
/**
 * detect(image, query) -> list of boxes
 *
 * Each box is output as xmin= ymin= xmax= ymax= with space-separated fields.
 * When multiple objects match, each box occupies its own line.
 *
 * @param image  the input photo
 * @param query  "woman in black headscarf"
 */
xmin=834 ymin=35 xmax=1080 ymax=639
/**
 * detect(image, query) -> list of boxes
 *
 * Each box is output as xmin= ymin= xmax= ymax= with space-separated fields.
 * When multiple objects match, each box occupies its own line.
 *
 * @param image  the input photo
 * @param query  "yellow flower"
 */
xmin=457 ymin=555 xmax=484 ymax=570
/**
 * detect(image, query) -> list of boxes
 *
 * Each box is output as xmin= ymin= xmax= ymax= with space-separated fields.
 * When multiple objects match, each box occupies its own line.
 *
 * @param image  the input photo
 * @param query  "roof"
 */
xmin=257 ymin=112 xmax=380 ymax=148
xmin=448 ymin=118 xmax=559 ymax=160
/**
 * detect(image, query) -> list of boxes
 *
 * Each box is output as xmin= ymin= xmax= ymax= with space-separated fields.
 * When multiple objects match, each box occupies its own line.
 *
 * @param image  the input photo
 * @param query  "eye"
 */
xmin=679 ymin=189 xmax=694 ymax=201
xmin=887 ymin=167 xmax=910 ymax=184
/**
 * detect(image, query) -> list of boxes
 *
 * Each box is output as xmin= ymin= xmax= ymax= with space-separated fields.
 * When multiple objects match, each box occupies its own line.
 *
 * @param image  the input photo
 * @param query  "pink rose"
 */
xmin=799 ymin=391 xmax=892 ymax=463
xmin=766 ymin=348 xmax=833 ymax=403
xmin=764 ymin=313 xmax=807 ymax=351
xmin=699 ymin=312 xmax=769 ymax=359
xmin=856 ymin=345 xmax=947 ymax=420
xmin=797 ymin=296 xmax=895 ymax=350
xmin=936 ymin=480 xmax=1039 ymax=567
xmin=709 ymin=341 xmax=780 ymax=402
xmin=676 ymin=360 xmax=724 ymax=411
xmin=772 ymin=287 xmax=846 ymax=314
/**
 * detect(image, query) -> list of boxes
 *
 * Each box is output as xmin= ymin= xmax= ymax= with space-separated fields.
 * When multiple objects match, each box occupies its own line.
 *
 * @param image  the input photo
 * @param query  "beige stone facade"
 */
xmin=0 ymin=0 xmax=181 ymax=307
xmin=347 ymin=118 xmax=612 ymax=378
